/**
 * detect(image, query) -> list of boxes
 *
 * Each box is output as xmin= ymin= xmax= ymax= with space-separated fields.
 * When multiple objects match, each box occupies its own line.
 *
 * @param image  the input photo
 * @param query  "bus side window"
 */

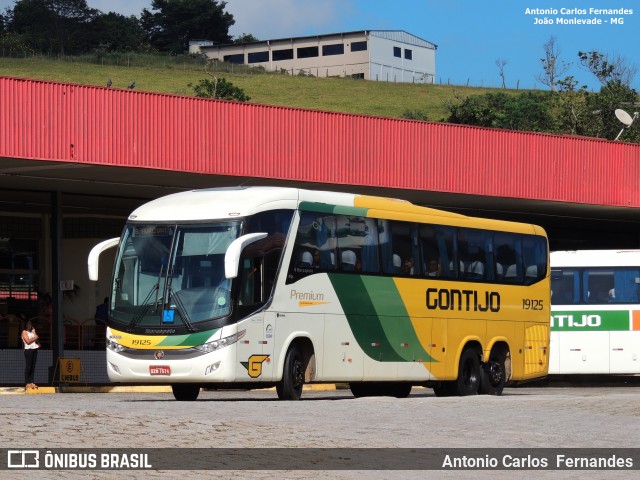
xmin=495 ymin=234 xmax=520 ymax=284
xmin=336 ymin=215 xmax=363 ymax=273
xmin=360 ymin=218 xmax=379 ymax=273
xmin=238 ymin=257 xmax=261 ymax=306
xmin=459 ymin=228 xmax=487 ymax=281
xmin=612 ymin=268 xmax=640 ymax=303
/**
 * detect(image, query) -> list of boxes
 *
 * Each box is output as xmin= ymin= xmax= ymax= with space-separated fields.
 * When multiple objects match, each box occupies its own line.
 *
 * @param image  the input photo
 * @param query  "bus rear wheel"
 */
xmin=172 ymin=384 xmax=200 ymax=401
xmin=455 ymin=348 xmax=480 ymax=396
xmin=276 ymin=344 xmax=305 ymax=400
xmin=479 ymin=353 xmax=507 ymax=396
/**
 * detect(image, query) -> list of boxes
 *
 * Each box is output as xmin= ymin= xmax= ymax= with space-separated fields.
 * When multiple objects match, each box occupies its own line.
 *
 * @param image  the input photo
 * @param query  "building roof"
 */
xmin=1 ymin=75 xmax=639 ymax=213
xmin=205 ymin=30 xmax=437 ymax=50
xmin=368 ymin=30 xmax=437 ymax=49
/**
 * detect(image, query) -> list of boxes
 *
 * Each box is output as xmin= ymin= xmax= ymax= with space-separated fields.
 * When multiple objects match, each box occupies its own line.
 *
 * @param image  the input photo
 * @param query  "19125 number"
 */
xmin=522 ymin=299 xmax=544 ymax=310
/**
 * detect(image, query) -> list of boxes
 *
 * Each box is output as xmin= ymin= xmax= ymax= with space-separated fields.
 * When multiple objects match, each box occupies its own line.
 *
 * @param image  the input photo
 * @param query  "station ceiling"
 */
xmin=1 ymin=156 xmax=638 ymax=251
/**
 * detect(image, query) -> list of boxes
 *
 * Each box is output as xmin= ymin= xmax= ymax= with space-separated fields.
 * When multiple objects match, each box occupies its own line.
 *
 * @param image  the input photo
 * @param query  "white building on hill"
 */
xmin=196 ymin=30 xmax=437 ymax=84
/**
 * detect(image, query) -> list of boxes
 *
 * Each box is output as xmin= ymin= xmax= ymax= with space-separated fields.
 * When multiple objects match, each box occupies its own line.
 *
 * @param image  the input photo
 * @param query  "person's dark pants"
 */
xmin=24 ymin=349 xmax=38 ymax=384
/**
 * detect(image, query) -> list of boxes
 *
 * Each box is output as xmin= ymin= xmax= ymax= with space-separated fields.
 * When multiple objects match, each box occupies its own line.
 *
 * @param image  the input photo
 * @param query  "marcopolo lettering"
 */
xmin=426 ymin=288 xmax=500 ymax=312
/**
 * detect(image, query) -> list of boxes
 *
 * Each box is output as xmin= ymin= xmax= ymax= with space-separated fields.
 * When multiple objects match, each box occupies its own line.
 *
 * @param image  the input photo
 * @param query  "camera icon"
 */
xmin=7 ymin=450 xmax=40 ymax=468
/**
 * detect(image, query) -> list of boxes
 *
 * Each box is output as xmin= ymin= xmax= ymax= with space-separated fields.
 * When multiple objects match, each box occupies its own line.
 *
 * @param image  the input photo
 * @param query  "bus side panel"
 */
xmin=428 ymin=318 xmax=448 ymax=380
xmin=485 ymin=320 xmax=517 ymax=362
xmin=440 ymin=318 xmax=486 ymax=381
xmin=271 ymin=313 xmax=325 ymax=381
xmin=610 ymin=330 xmax=640 ymax=373
xmin=235 ymin=313 xmax=266 ymax=382
xmin=557 ymin=331 xmax=610 ymax=374
xmin=322 ymin=313 xmax=364 ymax=381
xmin=522 ymin=323 xmax=550 ymax=378
xmin=549 ymin=331 xmax=561 ymax=374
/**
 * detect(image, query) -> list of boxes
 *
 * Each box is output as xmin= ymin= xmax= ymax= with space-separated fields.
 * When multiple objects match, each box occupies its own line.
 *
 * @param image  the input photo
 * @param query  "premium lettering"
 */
xmin=290 ymin=290 xmax=325 ymax=301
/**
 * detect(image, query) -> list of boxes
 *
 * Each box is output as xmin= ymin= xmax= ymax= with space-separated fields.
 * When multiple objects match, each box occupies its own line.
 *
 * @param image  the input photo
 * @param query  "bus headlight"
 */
xmin=107 ymin=339 xmax=124 ymax=353
xmin=195 ymin=330 xmax=246 ymax=354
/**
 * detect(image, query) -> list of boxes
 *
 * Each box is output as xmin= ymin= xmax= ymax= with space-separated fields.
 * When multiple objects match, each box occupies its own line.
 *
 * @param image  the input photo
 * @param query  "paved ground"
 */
xmin=1 ymin=383 xmax=639 ymax=479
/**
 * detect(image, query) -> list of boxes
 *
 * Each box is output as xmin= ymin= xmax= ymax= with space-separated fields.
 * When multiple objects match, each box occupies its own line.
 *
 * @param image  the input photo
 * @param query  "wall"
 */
xmin=62 ymin=239 xmax=116 ymax=324
xmin=369 ymin=35 xmax=436 ymax=83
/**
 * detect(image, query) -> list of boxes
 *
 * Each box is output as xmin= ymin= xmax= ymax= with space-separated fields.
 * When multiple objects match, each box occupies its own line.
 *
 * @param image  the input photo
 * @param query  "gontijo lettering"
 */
xmin=426 ymin=288 xmax=500 ymax=312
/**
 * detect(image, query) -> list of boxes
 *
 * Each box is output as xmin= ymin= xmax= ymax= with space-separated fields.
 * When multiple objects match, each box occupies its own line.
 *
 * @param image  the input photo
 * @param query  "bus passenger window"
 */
xmin=341 ymin=250 xmax=357 ymax=271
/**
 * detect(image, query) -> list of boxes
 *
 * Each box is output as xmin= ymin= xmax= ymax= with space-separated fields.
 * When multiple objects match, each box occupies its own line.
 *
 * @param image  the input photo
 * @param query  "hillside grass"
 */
xmin=0 ymin=55 xmax=521 ymax=121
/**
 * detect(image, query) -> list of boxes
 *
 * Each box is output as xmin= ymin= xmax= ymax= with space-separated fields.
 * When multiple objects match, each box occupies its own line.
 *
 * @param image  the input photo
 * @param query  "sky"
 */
xmin=1 ymin=0 xmax=639 ymax=91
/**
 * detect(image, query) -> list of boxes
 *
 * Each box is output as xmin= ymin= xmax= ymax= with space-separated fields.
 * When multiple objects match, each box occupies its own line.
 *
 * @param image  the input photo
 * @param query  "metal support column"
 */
xmin=48 ymin=191 xmax=64 ymax=385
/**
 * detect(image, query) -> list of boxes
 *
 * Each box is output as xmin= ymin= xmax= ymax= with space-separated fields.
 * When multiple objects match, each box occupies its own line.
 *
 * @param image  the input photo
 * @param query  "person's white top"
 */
xmin=23 ymin=330 xmax=39 ymax=350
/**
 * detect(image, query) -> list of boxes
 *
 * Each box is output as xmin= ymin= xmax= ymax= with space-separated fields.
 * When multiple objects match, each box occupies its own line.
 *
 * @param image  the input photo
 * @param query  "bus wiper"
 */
xmin=167 ymin=287 xmax=196 ymax=333
xmin=127 ymin=283 xmax=161 ymax=332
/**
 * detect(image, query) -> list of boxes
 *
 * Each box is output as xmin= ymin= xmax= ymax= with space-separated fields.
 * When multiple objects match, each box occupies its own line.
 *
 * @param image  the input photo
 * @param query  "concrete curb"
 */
xmin=1 ymin=384 xmax=345 ymax=394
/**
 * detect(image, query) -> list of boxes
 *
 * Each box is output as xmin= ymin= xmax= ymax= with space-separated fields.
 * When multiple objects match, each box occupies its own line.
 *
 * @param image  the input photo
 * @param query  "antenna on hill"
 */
xmin=614 ymin=108 xmax=638 ymax=141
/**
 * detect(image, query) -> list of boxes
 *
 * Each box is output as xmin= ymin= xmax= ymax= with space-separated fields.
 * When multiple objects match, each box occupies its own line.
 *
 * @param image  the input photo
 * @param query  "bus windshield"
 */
xmin=111 ymin=222 xmax=242 ymax=329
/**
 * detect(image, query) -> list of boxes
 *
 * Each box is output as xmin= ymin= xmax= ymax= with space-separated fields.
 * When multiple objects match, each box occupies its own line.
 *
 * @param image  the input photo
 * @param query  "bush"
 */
xmin=188 ymin=77 xmax=250 ymax=102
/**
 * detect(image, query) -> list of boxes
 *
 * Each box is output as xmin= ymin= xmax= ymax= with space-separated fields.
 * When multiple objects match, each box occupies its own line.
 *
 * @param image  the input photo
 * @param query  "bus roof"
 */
xmin=127 ymin=186 xmax=544 ymax=235
xmin=551 ymin=250 xmax=640 ymax=267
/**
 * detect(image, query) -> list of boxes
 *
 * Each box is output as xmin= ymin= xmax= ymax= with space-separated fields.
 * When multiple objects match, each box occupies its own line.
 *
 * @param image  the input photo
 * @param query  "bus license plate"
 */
xmin=149 ymin=366 xmax=171 ymax=376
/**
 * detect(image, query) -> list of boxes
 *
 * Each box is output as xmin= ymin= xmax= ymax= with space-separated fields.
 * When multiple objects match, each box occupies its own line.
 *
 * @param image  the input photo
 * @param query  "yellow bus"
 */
xmin=88 ymin=187 xmax=550 ymax=400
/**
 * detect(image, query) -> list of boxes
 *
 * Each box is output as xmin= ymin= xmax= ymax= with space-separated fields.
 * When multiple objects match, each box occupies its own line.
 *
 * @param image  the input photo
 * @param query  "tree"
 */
xmin=578 ymin=50 xmax=637 ymax=86
xmin=551 ymin=75 xmax=592 ymax=136
xmin=536 ymin=36 xmax=570 ymax=91
xmin=10 ymin=0 xmax=97 ymax=55
xmin=90 ymin=12 xmax=144 ymax=52
xmin=494 ymin=92 xmax=557 ymax=132
xmin=189 ymin=77 xmax=250 ymax=101
xmin=446 ymin=92 xmax=557 ymax=133
xmin=587 ymin=80 xmax=640 ymax=141
xmin=141 ymin=0 xmax=234 ymax=54
xmin=234 ymin=33 xmax=258 ymax=44
xmin=495 ymin=58 xmax=508 ymax=89
xmin=445 ymin=93 xmax=504 ymax=127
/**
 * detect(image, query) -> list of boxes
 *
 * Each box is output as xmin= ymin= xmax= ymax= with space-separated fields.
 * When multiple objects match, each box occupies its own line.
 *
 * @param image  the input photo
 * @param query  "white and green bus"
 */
xmin=550 ymin=250 xmax=640 ymax=374
xmin=88 ymin=187 xmax=550 ymax=400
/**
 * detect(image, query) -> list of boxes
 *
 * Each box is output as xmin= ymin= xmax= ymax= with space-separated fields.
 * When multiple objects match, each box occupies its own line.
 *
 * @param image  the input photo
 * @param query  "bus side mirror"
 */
xmin=88 ymin=237 xmax=119 ymax=281
xmin=225 ymin=233 xmax=268 ymax=279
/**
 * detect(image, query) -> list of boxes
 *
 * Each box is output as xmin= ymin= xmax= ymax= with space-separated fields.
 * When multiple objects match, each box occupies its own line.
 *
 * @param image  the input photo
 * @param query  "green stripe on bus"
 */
xmin=158 ymin=329 xmax=219 ymax=347
xmin=328 ymin=274 xmax=433 ymax=362
xmin=361 ymin=276 xmax=434 ymax=362
xmin=328 ymin=274 xmax=404 ymax=362
xmin=550 ymin=310 xmax=629 ymax=331
xmin=299 ymin=201 xmax=368 ymax=217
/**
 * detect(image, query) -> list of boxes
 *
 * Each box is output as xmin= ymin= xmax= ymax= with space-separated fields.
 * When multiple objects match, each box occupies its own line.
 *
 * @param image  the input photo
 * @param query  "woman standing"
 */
xmin=21 ymin=320 xmax=40 ymax=389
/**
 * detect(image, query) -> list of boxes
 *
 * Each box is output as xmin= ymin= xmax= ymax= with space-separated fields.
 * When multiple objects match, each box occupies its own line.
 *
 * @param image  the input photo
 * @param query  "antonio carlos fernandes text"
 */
xmin=442 ymin=454 xmax=633 ymax=469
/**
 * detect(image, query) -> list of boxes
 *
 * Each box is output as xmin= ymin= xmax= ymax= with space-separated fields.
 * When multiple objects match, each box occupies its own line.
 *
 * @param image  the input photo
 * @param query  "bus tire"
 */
xmin=432 ymin=381 xmax=456 ymax=397
xmin=349 ymin=382 xmax=412 ymax=398
xmin=349 ymin=382 xmax=371 ymax=398
xmin=479 ymin=353 xmax=506 ymax=396
xmin=389 ymin=382 xmax=412 ymax=398
xmin=455 ymin=348 xmax=480 ymax=396
xmin=276 ymin=344 xmax=305 ymax=400
xmin=172 ymin=384 xmax=200 ymax=401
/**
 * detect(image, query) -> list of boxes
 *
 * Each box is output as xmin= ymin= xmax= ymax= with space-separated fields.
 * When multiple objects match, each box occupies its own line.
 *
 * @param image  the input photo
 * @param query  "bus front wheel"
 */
xmin=172 ymin=384 xmax=200 ymax=401
xmin=455 ymin=348 xmax=480 ymax=396
xmin=277 ymin=344 xmax=305 ymax=400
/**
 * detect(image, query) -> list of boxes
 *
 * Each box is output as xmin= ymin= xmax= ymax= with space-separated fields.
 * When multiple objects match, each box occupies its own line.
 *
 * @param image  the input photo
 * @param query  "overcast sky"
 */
xmin=1 ymin=0 xmax=638 ymax=90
